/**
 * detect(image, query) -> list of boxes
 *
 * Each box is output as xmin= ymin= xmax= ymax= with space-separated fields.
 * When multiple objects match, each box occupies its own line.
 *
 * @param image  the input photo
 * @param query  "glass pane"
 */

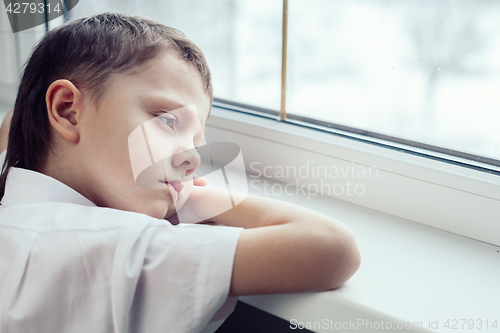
xmin=71 ymin=0 xmax=282 ymax=110
xmin=288 ymin=0 xmax=500 ymax=160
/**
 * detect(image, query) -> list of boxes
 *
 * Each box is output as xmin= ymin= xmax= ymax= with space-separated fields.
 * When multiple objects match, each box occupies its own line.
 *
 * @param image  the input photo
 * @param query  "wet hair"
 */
xmin=0 ymin=12 xmax=212 ymax=199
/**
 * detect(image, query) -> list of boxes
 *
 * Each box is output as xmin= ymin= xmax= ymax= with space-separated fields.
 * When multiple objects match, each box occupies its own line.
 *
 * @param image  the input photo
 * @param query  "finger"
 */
xmin=192 ymin=176 xmax=208 ymax=186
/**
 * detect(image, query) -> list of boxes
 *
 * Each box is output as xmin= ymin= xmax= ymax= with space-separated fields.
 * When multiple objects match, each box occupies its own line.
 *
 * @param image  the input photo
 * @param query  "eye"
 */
xmin=158 ymin=114 xmax=177 ymax=130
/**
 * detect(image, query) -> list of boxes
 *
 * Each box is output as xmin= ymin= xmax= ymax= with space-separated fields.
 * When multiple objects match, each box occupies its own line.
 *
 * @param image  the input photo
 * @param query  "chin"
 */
xmin=123 ymin=180 xmax=194 ymax=220
xmin=123 ymin=195 xmax=169 ymax=220
xmin=144 ymin=201 xmax=171 ymax=220
xmin=174 ymin=181 xmax=193 ymax=209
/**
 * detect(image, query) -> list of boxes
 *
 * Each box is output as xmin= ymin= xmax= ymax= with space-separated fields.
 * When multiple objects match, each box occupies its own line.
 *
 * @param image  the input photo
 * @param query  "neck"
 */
xmin=43 ymin=150 xmax=98 ymax=206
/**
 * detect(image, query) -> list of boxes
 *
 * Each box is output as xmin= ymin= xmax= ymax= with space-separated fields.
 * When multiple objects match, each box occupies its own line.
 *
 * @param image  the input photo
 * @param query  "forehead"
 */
xmin=106 ymin=53 xmax=211 ymax=122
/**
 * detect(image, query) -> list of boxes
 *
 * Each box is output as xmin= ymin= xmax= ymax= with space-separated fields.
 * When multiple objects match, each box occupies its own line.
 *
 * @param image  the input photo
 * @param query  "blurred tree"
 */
xmin=405 ymin=0 xmax=487 ymax=127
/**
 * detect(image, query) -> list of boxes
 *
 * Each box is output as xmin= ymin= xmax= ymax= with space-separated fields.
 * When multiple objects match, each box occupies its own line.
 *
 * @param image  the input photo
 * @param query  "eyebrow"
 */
xmin=144 ymin=94 xmax=185 ymax=111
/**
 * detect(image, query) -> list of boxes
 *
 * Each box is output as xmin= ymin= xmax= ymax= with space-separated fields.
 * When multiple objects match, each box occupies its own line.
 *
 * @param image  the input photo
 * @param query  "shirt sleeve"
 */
xmin=111 ymin=221 xmax=242 ymax=333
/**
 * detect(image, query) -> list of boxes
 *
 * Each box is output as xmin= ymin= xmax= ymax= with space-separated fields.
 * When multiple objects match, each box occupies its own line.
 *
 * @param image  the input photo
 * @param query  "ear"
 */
xmin=46 ymin=79 xmax=83 ymax=143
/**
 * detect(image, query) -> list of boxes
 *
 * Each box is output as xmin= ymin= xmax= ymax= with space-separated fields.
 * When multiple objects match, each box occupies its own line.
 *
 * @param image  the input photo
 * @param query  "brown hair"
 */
xmin=0 ymin=12 xmax=212 ymax=199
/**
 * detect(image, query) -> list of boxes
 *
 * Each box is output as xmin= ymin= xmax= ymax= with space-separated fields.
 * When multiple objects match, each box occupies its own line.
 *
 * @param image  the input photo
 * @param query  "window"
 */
xmin=287 ymin=0 xmax=500 ymax=163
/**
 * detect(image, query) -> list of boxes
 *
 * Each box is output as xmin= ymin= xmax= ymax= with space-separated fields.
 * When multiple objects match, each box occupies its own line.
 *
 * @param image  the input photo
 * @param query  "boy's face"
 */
xmin=78 ymin=53 xmax=210 ymax=219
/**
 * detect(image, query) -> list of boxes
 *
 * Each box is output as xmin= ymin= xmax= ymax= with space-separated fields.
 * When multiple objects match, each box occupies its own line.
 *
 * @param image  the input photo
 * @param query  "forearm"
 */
xmin=175 ymin=186 xmax=356 ymax=250
xmin=230 ymin=220 xmax=360 ymax=294
xmin=175 ymin=185 xmax=339 ymax=229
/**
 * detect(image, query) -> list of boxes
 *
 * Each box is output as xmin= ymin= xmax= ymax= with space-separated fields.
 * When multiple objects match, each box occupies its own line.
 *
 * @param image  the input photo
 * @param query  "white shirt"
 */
xmin=0 ymin=151 xmax=242 ymax=333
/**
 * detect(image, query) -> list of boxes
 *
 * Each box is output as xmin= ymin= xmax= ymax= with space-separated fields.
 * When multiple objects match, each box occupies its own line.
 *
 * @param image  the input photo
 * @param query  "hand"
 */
xmin=165 ymin=175 xmax=207 ymax=224
xmin=192 ymin=175 xmax=207 ymax=187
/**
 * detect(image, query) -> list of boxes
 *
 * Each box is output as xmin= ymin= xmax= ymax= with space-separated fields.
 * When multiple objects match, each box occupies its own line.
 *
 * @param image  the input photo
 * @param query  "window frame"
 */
xmin=206 ymin=101 xmax=500 ymax=247
xmin=274 ymin=0 xmax=500 ymax=169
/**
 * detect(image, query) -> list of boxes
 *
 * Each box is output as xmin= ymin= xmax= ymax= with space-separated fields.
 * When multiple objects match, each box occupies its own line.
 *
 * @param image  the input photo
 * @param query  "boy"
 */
xmin=0 ymin=13 xmax=360 ymax=333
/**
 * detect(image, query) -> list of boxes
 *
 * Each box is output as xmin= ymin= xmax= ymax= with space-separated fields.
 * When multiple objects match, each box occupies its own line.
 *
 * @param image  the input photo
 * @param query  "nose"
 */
xmin=171 ymin=146 xmax=201 ymax=177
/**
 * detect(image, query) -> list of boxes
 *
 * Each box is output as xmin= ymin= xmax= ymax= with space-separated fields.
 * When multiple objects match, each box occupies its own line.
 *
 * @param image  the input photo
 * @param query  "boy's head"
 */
xmin=0 ymin=13 xmax=213 ymax=219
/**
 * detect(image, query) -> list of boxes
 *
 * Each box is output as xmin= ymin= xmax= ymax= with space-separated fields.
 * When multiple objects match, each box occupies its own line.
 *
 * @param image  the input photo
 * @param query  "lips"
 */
xmin=160 ymin=180 xmax=184 ymax=203
xmin=168 ymin=180 xmax=184 ymax=193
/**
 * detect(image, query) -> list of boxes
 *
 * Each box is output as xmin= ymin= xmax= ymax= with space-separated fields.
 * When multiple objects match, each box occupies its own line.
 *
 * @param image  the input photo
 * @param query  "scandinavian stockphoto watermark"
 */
xmin=249 ymin=161 xmax=379 ymax=199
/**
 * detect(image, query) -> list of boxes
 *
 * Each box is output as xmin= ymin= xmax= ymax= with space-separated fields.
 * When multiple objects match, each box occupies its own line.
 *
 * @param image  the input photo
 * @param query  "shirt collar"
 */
xmin=1 ymin=167 xmax=96 ymax=207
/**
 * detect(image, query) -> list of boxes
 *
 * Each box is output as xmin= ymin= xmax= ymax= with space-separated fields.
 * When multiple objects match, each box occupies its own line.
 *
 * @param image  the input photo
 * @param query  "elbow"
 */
xmin=288 ymin=219 xmax=361 ymax=293
xmin=320 ymin=224 xmax=361 ymax=290
xmin=333 ymin=235 xmax=361 ymax=289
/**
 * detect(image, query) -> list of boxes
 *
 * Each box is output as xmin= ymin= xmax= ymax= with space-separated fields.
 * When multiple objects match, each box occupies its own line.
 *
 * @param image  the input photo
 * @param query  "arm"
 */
xmin=172 ymin=186 xmax=361 ymax=296
xmin=0 ymin=109 xmax=14 ymax=153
